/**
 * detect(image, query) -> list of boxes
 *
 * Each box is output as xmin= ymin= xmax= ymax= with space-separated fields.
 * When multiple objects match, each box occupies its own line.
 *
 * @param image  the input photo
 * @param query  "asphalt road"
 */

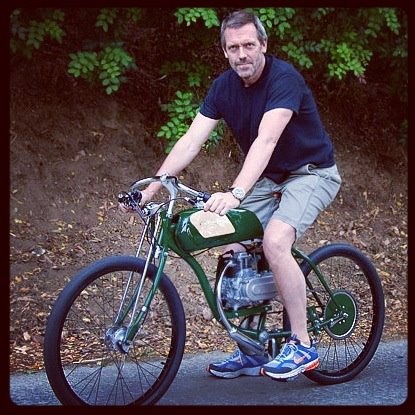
xmin=8 ymin=339 xmax=409 ymax=407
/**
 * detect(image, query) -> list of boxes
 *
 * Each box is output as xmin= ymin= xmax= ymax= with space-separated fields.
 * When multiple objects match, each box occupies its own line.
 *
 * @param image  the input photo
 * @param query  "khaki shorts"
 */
xmin=240 ymin=164 xmax=342 ymax=240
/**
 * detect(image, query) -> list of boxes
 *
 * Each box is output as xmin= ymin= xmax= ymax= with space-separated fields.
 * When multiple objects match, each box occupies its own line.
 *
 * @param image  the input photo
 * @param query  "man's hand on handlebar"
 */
xmin=118 ymin=177 xmax=239 ymax=216
xmin=118 ymin=188 xmax=153 ymax=214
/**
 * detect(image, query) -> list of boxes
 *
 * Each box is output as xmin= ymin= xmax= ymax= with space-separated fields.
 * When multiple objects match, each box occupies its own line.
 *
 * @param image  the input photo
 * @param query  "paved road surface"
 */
xmin=8 ymin=339 xmax=409 ymax=407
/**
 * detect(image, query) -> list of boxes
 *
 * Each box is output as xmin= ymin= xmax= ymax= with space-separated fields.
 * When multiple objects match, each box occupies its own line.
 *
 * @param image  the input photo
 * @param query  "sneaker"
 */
xmin=207 ymin=348 xmax=269 ymax=379
xmin=260 ymin=336 xmax=319 ymax=381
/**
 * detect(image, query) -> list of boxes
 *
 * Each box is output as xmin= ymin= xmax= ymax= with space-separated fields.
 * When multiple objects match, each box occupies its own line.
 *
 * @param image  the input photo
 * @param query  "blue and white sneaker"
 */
xmin=207 ymin=348 xmax=269 ymax=379
xmin=261 ymin=336 xmax=319 ymax=381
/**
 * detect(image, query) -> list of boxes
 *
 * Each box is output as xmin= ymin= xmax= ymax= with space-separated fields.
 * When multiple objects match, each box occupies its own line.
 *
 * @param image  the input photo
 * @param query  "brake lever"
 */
xmin=117 ymin=190 xmax=142 ymax=209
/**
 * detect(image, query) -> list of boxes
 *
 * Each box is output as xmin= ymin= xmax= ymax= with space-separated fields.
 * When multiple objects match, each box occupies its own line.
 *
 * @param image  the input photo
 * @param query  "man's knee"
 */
xmin=263 ymin=220 xmax=295 ymax=257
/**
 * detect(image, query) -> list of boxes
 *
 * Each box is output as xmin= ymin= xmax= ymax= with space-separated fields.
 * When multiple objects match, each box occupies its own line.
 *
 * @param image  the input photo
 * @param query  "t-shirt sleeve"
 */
xmin=265 ymin=72 xmax=303 ymax=115
xmin=199 ymin=79 xmax=222 ymax=120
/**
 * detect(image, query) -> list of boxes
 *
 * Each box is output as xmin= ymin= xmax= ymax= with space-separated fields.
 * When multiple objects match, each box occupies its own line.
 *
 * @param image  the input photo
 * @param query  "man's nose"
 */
xmin=237 ymin=46 xmax=247 ymax=59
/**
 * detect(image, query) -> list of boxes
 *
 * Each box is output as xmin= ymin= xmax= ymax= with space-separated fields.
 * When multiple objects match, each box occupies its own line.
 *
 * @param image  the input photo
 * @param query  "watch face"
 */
xmin=232 ymin=187 xmax=245 ymax=200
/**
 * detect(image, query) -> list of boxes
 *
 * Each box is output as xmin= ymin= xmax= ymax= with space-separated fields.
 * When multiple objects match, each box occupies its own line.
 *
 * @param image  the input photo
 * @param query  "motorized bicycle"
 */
xmin=43 ymin=174 xmax=385 ymax=405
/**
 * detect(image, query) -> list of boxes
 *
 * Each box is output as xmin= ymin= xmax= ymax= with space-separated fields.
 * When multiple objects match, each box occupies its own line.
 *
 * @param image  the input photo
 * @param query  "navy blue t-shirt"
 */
xmin=199 ymin=54 xmax=335 ymax=183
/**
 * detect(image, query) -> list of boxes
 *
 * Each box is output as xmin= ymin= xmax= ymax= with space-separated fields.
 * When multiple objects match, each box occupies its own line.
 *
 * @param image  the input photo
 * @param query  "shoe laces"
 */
xmin=274 ymin=342 xmax=297 ymax=362
xmin=274 ymin=336 xmax=301 ymax=362
xmin=224 ymin=349 xmax=242 ymax=364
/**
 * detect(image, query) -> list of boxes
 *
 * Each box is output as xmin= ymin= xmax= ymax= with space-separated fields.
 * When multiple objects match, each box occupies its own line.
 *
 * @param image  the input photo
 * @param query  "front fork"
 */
xmin=104 ymin=216 xmax=166 ymax=353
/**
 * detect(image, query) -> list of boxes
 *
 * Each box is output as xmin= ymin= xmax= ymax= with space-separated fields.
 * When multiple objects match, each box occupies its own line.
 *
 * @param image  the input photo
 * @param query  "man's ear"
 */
xmin=261 ymin=40 xmax=268 ymax=54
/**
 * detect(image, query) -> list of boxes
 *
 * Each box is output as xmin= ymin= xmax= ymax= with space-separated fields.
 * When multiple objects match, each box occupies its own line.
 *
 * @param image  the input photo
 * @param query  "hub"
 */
xmin=104 ymin=326 xmax=130 ymax=353
xmin=323 ymin=290 xmax=357 ymax=339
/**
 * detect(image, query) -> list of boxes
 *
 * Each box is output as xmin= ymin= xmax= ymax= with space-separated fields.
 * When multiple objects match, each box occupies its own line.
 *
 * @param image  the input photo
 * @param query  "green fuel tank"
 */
xmin=173 ymin=208 xmax=263 ymax=252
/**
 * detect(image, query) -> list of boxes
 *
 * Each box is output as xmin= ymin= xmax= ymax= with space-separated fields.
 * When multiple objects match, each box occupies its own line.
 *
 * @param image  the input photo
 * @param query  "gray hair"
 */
xmin=220 ymin=9 xmax=268 ymax=49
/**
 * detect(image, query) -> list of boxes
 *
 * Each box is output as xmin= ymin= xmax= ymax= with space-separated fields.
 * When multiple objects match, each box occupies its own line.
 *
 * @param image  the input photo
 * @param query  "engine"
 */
xmin=217 ymin=251 xmax=278 ymax=311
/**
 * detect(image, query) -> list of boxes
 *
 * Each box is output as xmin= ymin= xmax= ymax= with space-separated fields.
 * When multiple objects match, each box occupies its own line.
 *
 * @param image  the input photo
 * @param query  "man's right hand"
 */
xmin=118 ymin=188 xmax=153 ymax=214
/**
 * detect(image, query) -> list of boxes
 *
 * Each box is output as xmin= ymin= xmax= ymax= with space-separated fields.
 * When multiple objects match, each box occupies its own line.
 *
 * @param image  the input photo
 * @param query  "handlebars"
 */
xmin=117 ymin=174 xmax=211 ymax=214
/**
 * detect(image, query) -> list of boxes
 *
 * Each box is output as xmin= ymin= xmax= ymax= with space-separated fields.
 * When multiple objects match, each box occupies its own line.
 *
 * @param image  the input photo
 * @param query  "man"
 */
xmin=122 ymin=9 xmax=341 ymax=381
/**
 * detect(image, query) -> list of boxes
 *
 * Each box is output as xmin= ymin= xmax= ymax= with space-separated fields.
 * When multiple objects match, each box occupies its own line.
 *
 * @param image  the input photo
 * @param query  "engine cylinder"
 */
xmin=219 ymin=251 xmax=277 ymax=310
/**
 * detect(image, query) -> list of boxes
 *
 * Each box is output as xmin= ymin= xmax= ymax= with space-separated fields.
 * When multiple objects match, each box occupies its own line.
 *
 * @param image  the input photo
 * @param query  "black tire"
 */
xmin=43 ymin=256 xmax=186 ymax=405
xmin=300 ymin=243 xmax=385 ymax=385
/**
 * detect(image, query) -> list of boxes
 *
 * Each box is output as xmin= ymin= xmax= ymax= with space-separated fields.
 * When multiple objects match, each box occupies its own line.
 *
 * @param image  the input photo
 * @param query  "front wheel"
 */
xmin=43 ymin=256 xmax=186 ymax=405
xmin=301 ymin=243 xmax=385 ymax=385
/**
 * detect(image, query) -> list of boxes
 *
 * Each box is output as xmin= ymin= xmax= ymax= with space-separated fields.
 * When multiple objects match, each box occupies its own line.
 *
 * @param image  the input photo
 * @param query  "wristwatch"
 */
xmin=229 ymin=186 xmax=246 ymax=201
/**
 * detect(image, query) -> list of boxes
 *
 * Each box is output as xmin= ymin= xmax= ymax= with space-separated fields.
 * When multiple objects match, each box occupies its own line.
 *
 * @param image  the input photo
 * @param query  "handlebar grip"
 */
xmin=117 ymin=191 xmax=130 ymax=204
xmin=117 ymin=190 xmax=142 ymax=207
xmin=201 ymin=192 xmax=211 ymax=202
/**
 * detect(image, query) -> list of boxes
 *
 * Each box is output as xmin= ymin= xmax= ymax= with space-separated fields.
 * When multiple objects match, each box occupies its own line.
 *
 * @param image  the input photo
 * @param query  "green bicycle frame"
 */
xmin=122 ymin=207 xmax=343 ymax=345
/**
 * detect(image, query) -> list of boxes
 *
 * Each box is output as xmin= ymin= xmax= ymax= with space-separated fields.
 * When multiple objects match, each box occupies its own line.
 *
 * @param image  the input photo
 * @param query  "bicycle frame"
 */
xmin=117 ymin=175 xmax=346 ymax=350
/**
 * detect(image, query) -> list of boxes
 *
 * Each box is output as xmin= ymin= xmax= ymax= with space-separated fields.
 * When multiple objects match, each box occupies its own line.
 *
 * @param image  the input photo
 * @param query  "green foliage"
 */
xmin=9 ymin=7 xmax=407 ymax=151
xmin=10 ymin=8 xmax=65 ymax=58
xmin=9 ymin=7 xmax=407 ymax=89
xmin=175 ymin=8 xmax=220 ymax=28
xmin=320 ymin=38 xmax=373 ymax=79
xmin=155 ymin=8 xmax=223 ymax=152
xmin=256 ymin=7 xmax=295 ymax=37
xmin=68 ymin=51 xmax=98 ymax=81
xmin=311 ymin=7 xmax=336 ymax=19
xmin=156 ymin=90 xmax=224 ymax=153
xmin=157 ymin=91 xmax=199 ymax=153
xmin=124 ymin=8 xmax=141 ymax=23
xmin=281 ymin=42 xmax=313 ymax=69
xmin=379 ymin=8 xmax=401 ymax=34
xmin=11 ymin=8 xmax=140 ymax=94
xmin=95 ymin=8 xmax=141 ymax=33
xmin=95 ymin=8 xmax=118 ymax=33
xmin=251 ymin=7 xmax=406 ymax=83
xmin=160 ymin=61 xmax=211 ymax=89
xmin=68 ymin=45 xmax=135 ymax=94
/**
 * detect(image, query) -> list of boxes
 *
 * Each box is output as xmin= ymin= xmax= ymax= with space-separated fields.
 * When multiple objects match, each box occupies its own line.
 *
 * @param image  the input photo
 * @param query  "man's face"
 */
xmin=223 ymin=23 xmax=267 ymax=86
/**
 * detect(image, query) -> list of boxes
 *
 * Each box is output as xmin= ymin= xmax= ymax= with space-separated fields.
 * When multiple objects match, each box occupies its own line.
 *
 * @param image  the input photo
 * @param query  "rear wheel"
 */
xmin=43 ymin=256 xmax=186 ymax=405
xmin=301 ymin=243 xmax=385 ymax=384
